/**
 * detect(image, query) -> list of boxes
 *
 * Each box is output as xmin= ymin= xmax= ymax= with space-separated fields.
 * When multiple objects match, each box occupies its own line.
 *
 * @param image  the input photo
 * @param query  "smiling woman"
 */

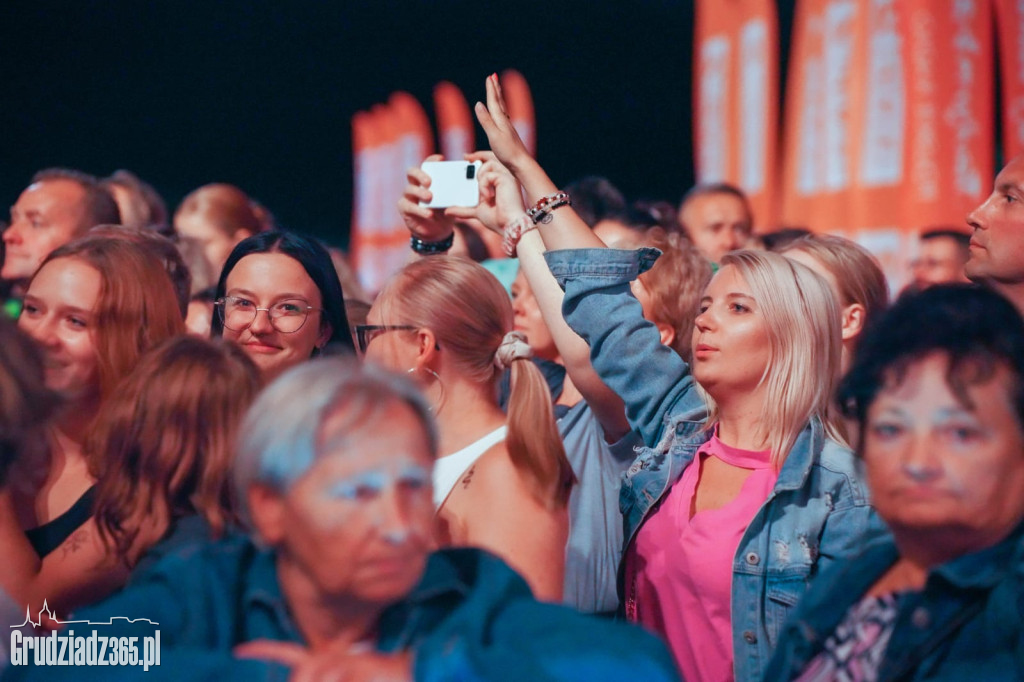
xmin=212 ymin=231 xmax=355 ymax=382
xmin=3 ymin=235 xmax=184 ymax=618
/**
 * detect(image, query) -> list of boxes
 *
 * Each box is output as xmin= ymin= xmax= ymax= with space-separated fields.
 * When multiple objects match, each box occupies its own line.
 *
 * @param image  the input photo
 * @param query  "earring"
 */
xmin=406 ymin=367 xmax=446 ymax=413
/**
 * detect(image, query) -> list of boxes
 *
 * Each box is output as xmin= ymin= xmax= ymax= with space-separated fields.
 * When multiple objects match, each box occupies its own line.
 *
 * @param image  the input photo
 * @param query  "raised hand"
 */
xmin=475 ymin=74 xmax=534 ymax=173
xmin=396 ymin=153 xmax=455 ymax=242
xmin=445 ymin=152 xmax=525 ymax=234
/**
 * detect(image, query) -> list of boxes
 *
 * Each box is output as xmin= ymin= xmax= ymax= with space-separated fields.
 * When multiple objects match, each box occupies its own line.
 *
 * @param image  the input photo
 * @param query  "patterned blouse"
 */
xmin=795 ymin=592 xmax=902 ymax=682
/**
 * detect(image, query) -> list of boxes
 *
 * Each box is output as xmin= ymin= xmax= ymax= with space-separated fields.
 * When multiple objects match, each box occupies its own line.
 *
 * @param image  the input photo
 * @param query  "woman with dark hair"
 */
xmin=767 ymin=284 xmax=1024 ymax=680
xmin=212 ymin=231 xmax=355 ymax=382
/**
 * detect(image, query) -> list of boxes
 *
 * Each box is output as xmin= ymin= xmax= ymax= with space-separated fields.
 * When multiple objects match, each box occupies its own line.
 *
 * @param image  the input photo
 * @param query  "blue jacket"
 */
xmin=764 ymin=523 xmax=1024 ymax=680
xmin=4 ymin=536 xmax=679 ymax=681
xmin=545 ymin=247 xmax=888 ymax=682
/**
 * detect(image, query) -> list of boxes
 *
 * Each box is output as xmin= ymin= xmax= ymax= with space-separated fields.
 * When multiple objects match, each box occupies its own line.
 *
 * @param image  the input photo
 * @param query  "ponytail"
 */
xmin=499 ymin=334 xmax=575 ymax=511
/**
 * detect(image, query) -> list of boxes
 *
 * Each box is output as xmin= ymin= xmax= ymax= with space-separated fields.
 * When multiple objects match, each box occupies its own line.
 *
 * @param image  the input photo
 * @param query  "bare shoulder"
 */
xmin=457 ymin=441 xmax=530 ymax=499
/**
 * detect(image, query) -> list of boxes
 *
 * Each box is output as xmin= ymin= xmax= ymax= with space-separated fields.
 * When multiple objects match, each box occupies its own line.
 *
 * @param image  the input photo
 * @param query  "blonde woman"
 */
xmin=360 ymin=257 xmax=573 ymax=602
xmin=779 ymin=233 xmax=889 ymax=374
xmin=472 ymin=73 xmax=886 ymax=681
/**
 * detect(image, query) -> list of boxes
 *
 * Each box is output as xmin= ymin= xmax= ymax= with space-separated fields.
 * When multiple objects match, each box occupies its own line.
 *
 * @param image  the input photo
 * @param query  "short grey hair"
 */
xmin=232 ymin=358 xmax=438 ymax=525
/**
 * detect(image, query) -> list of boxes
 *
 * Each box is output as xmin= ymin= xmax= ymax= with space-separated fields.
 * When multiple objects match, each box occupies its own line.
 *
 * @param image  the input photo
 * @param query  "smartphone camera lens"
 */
xmin=466 ymin=165 xmax=476 ymax=180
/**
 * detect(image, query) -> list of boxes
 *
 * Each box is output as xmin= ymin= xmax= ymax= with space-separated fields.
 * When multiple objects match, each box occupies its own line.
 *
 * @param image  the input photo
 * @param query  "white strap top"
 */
xmin=432 ymin=425 xmax=508 ymax=509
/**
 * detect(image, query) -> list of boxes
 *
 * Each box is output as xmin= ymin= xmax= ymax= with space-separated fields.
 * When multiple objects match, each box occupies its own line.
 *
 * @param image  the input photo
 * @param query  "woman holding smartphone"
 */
xmin=466 ymin=74 xmax=887 ymax=681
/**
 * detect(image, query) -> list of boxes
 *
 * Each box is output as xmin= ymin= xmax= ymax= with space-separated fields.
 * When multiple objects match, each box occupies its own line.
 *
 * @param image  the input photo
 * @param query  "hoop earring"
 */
xmin=407 ymin=367 xmax=446 ymax=413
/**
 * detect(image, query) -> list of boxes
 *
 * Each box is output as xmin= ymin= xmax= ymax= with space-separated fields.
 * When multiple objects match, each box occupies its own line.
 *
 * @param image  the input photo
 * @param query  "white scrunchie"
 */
xmin=494 ymin=331 xmax=533 ymax=370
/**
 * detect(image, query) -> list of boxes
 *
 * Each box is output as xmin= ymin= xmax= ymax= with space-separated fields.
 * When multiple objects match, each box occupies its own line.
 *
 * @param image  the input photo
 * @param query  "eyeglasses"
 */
xmin=215 ymin=296 xmax=322 ymax=334
xmin=355 ymin=324 xmax=417 ymax=354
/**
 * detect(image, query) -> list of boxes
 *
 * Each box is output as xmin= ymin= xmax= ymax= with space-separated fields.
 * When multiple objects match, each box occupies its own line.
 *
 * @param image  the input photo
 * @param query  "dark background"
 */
xmin=1 ymin=1 xmax=797 ymax=248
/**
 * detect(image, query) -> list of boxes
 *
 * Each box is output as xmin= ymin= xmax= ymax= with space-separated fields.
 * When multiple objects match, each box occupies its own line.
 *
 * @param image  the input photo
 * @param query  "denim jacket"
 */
xmin=764 ymin=523 xmax=1024 ymax=680
xmin=545 ymin=247 xmax=888 ymax=682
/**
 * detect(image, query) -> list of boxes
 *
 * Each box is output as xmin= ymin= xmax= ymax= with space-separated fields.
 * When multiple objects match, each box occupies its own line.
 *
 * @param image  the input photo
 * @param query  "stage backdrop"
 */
xmin=693 ymin=0 xmax=780 ymax=231
xmin=695 ymin=0 xmax=996 ymax=292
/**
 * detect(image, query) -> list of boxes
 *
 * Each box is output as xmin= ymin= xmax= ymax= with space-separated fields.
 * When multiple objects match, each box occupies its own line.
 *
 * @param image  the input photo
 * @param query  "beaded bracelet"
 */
xmin=527 ymin=191 xmax=572 ymax=225
xmin=502 ymin=214 xmax=535 ymax=257
xmin=410 ymin=232 xmax=454 ymax=255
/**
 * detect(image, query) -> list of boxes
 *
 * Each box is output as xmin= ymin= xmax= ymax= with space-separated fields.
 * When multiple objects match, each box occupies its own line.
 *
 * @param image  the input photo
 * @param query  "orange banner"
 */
xmin=351 ymin=94 xmax=438 ymax=295
xmin=500 ymin=70 xmax=536 ymax=156
xmin=995 ymin=0 xmax=1024 ymax=161
xmin=780 ymin=0 xmax=993 ymax=290
xmin=693 ymin=0 xmax=779 ymax=230
xmin=434 ymin=81 xmax=475 ymax=160
xmin=903 ymin=0 xmax=993 ymax=229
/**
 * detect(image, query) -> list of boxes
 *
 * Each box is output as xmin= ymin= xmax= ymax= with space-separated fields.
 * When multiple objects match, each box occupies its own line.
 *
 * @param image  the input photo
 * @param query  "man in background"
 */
xmin=676 ymin=183 xmax=753 ymax=264
xmin=965 ymin=155 xmax=1024 ymax=312
xmin=908 ymin=227 xmax=971 ymax=291
xmin=2 ymin=169 xmax=120 ymax=312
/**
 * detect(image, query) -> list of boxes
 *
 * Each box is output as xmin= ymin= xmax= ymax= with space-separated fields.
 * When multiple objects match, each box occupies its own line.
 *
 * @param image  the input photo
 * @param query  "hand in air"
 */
xmin=445 ymin=151 xmax=525 ymax=234
xmin=475 ymin=73 xmax=534 ymax=173
xmin=396 ymin=153 xmax=456 ymax=242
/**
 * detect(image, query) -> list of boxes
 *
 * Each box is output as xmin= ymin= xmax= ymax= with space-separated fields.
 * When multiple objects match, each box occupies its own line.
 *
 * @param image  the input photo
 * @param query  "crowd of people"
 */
xmin=0 ymin=74 xmax=1022 ymax=681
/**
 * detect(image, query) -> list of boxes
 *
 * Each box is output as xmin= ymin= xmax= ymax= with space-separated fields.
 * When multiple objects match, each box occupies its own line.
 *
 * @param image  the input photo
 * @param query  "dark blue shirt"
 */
xmin=765 ymin=522 xmax=1024 ymax=681
xmin=6 ymin=535 xmax=678 ymax=681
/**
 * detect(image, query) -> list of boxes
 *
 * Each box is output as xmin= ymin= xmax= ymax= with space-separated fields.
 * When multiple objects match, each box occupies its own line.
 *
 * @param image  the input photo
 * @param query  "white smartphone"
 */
xmin=420 ymin=160 xmax=482 ymax=208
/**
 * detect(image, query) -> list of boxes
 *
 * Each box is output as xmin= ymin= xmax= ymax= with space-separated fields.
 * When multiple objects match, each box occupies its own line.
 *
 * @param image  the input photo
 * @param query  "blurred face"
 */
xmin=259 ymin=400 xmax=435 ymax=605
xmin=593 ymin=219 xmax=643 ymax=249
xmin=864 ymin=352 xmax=1024 ymax=562
xmin=691 ymin=264 xmax=772 ymax=397
xmin=679 ymin=192 xmax=752 ymax=263
xmin=174 ymin=210 xmax=247 ymax=279
xmin=912 ymin=237 xmax=969 ymax=289
xmin=221 ymin=253 xmax=329 ymax=382
xmin=965 ymin=156 xmax=1024 ymax=287
xmin=18 ymin=257 xmax=101 ymax=402
xmin=185 ymin=299 xmax=213 ymax=338
xmin=783 ymin=249 xmax=840 ymax=299
xmin=3 ymin=180 xmax=88 ymax=282
xmin=511 ymin=269 xmax=558 ymax=362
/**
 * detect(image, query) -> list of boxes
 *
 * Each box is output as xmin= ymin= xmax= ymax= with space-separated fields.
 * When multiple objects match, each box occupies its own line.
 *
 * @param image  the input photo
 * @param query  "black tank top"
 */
xmin=24 ymin=486 xmax=96 ymax=558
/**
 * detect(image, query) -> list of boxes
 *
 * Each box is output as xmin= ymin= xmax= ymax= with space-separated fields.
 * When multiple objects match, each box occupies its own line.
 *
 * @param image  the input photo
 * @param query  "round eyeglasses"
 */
xmin=215 ymin=296 xmax=322 ymax=334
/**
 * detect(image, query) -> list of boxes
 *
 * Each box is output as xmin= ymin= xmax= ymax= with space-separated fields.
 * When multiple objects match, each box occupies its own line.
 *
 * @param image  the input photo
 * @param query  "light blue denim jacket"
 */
xmin=545 ymin=247 xmax=888 ymax=682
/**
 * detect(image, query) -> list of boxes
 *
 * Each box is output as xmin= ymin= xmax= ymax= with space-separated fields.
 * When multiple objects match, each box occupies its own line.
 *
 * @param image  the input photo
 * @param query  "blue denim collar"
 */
xmin=774 ymin=417 xmax=825 ymax=492
xmin=659 ymin=411 xmax=825 ymax=493
xmin=241 ymin=547 xmax=304 ymax=643
xmin=929 ymin=520 xmax=1024 ymax=590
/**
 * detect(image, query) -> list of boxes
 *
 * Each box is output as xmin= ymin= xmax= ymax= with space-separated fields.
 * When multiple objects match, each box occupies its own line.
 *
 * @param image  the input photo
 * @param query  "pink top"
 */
xmin=625 ymin=429 xmax=777 ymax=682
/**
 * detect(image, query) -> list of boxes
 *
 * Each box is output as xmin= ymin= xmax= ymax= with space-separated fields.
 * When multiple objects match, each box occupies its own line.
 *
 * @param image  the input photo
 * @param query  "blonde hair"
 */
xmin=637 ymin=230 xmax=713 ymax=362
xmin=704 ymin=251 xmax=844 ymax=466
xmin=375 ymin=257 xmax=573 ymax=509
xmin=781 ymin=234 xmax=889 ymax=341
